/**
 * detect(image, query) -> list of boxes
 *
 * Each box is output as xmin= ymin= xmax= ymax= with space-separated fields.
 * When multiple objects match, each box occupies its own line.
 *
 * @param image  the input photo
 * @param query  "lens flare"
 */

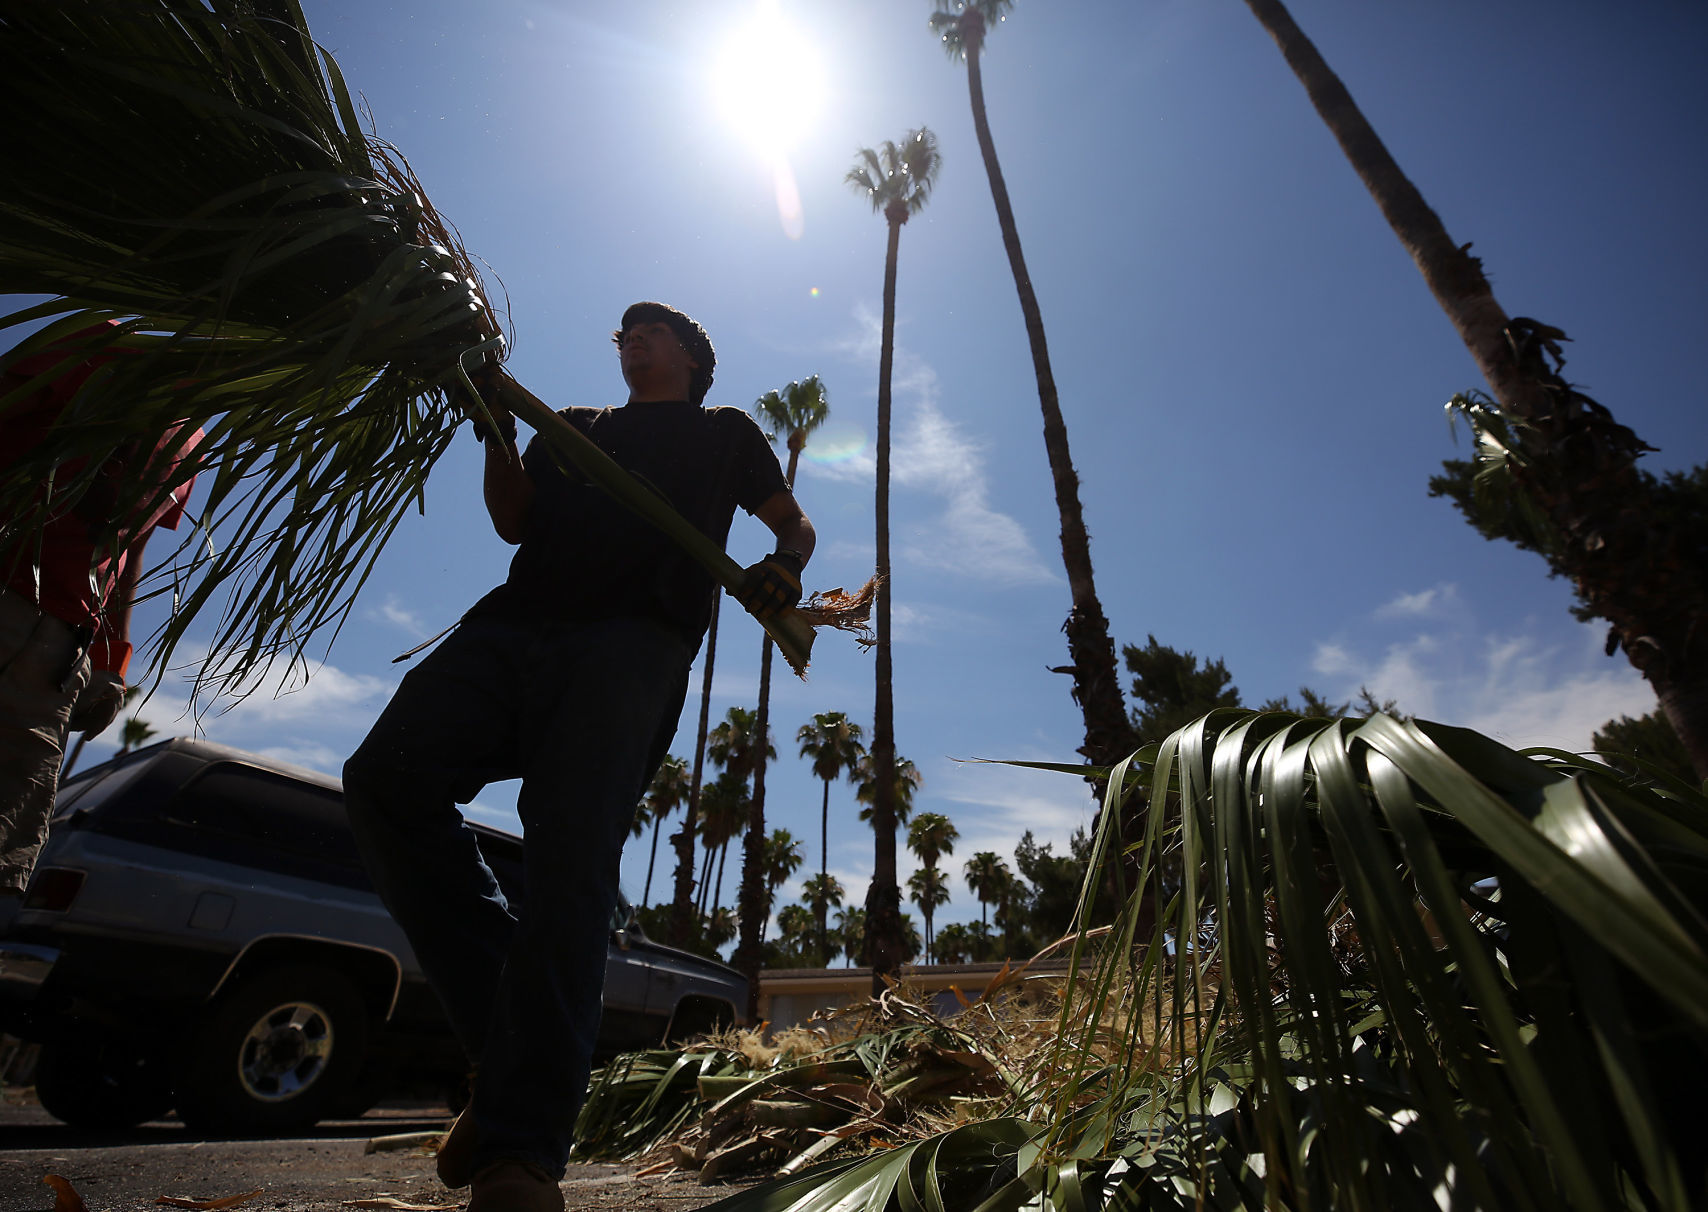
xmin=804 ymin=422 xmax=866 ymax=464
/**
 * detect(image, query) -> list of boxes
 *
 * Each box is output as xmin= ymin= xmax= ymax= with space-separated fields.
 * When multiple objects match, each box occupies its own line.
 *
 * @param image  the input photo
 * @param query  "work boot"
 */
xmin=468 ymin=1160 xmax=564 ymax=1212
xmin=435 ymin=1108 xmax=477 ymax=1190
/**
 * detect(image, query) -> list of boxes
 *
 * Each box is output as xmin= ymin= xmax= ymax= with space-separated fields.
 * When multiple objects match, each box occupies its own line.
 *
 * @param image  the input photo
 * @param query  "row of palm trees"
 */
xmin=635 ymin=701 xmax=960 ymax=960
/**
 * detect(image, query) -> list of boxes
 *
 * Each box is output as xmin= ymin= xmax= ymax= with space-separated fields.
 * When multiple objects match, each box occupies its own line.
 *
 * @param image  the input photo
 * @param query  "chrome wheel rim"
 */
xmin=235 ymin=1000 xmax=333 ymax=1103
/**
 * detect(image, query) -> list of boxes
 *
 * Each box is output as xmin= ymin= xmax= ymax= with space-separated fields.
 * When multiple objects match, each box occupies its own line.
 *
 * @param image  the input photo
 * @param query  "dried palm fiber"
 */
xmin=0 ymin=0 xmax=837 ymax=695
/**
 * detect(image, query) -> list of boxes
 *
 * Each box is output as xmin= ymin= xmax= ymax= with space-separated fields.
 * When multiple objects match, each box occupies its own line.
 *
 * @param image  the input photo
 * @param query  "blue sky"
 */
xmin=90 ymin=0 xmax=1707 ymax=949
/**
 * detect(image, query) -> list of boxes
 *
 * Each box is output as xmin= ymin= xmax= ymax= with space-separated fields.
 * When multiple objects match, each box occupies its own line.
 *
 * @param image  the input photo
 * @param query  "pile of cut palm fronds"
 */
xmin=679 ymin=711 xmax=1708 ymax=1211
xmin=572 ymin=990 xmax=1034 ymax=1182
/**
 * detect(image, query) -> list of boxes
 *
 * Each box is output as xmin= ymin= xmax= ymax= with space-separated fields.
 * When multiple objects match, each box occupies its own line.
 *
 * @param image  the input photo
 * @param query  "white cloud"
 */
xmin=1375 ymin=583 xmax=1459 ymax=620
xmin=1311 ymin=642 xmax=1356 ymax=678
xmin=372 ymin=596 xmax=429 ymax=638
xmin=1312 ymin=622 xmax=1655 ymax=755
xmin=116 ymin=652 xmax=397 ymax=778
xmin=813 ymin=309 xmax=1055 ymax=587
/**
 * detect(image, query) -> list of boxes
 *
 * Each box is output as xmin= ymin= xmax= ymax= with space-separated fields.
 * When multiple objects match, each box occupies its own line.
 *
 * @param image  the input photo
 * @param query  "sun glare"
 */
xmin=711 ymin=2 xmax=826 ymax=158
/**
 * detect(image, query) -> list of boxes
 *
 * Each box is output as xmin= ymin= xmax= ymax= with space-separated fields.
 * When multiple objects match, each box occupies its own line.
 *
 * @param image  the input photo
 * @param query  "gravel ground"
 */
xmin=0 ymin=1098 xmax=750 ymax=1212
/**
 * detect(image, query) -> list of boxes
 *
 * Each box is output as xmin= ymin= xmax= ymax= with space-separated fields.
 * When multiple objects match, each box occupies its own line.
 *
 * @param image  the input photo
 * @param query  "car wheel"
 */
xmin=176 ymin=964 xmax=369 ymax=1134
xmin=34 ymin=1038 xmax=174 ymax=1130
xmin=665 ymin=1001 xmax=734 ymax=1046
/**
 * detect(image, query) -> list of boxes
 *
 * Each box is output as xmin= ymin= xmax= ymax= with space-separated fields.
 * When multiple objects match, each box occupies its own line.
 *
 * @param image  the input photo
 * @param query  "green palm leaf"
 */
xmin=1037 ymin=711 xmax=1708 ymax=1210
xmin=714 ymin=713 xmax=1705 ymax=1210
xmin=1 ymin=0 xmax=504 ymax=697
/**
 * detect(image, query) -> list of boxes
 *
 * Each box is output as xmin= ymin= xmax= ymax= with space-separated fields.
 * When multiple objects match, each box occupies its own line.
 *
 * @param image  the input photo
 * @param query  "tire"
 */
xmin=664 ymin=1000 xmax=734 ymax=1046
xmin=34 ymin=1038 xmax=174 ymax=1130
xmin=176 ymin=964 xmax=369 ymax=1134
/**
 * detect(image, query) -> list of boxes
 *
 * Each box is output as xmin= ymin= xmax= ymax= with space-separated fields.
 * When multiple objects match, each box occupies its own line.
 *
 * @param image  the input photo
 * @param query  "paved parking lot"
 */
xmin=0 ymin=1097 xmax=739 ymax=1212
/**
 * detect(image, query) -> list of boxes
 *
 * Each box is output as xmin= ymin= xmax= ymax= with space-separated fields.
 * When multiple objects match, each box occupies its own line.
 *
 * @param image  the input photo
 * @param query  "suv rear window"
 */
xmin=159 ymin=764 xmax=370 ymax=888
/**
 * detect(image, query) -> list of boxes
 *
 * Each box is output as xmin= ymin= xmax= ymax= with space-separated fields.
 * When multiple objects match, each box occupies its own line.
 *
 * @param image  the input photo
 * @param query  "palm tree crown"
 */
xmin=963 ymin=850 xmax=1012 ymax=933
xmin=928 ymin=0 xmax=1014 ymax=60
xmin=708 ymin=706 xmax=773 ymax=784
xmin=906 ymin=812 xmax=960 ymax=872
xmin=755 ymin=376 xmax=830 ymax=482
xmin=855 ymin=753 xmax=924 ymax=830
xmin=845 ymin=129 xmax=941 ymax=226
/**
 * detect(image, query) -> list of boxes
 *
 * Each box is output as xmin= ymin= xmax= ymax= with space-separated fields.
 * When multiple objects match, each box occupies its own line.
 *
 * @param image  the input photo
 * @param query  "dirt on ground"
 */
xmin=0 ymin=1099 xmax=753 ymax=1212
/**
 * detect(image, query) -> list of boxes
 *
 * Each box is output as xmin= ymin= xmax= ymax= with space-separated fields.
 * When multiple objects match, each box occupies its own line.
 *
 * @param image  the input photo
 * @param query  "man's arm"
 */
xmin=755 ymin=490 xmax=815 ymax=564
xmin=483 ymin=435 xmax=534 ymax=544
xmin=734 ymin=490 xmax=816 ymax=621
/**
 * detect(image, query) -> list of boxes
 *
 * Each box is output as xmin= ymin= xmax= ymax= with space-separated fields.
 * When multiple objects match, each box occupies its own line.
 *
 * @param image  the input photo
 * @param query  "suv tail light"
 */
xmin=22 ymin=867 xmax=86 ymax=911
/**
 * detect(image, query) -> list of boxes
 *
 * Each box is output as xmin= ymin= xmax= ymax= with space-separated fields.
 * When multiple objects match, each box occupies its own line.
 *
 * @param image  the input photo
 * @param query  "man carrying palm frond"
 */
xmin=343 ymin=303 xmax=814 ymax=1212
xmin=0 ymin=323 xmax=201 ymax=895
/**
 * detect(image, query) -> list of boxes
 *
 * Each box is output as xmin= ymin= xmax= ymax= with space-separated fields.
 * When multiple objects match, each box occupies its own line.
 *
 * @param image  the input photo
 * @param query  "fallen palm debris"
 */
xmin=42 ymin=1175 xmax=87 ymax=1212
xmin=363 ymin=1130 xmax=448 ymax=1156
xmin=154 ymin=1191 xmax=263 ymax=1210
xmin=569 ymin=958 xmax=1105 ymax=1184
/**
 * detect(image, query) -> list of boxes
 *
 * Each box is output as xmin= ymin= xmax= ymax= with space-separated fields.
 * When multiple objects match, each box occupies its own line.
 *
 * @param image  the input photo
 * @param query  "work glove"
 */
xmin=68 ymin=670 xmax=125 ymax=737
xmin=465 ymin=362 xmax=516 ymax=445
xmin=736 ymin=551 xmax=804 ymax=621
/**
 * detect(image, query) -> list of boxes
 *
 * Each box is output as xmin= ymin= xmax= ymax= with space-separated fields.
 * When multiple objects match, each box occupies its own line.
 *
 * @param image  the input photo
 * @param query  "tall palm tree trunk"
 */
xmin=734 ymin=445 xmax=806 ymax=1014
xmin=1244 ymin=0 xmax=1708 ymax=776
xmin=867 ymin=214 xmax=906 ymax=995
xmin=671 ymin=597 xmax=719 ymax=941
xmin=1242 ymin=0 xmax=1543 ymax=419
xmin=818 ymin=778 xmax=832 ymax=962
xmin=642 ymin=815 xmax=662 ymax=906
xmin=961 ymin=32 xmax=1135 ymax=775
xmin=734 ymin=640 xmax=775 ymax=1012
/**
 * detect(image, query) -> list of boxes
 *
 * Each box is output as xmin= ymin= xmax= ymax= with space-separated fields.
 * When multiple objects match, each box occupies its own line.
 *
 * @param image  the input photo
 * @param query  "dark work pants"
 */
xmin=343 ymin=614 xmax=691 ymax=1178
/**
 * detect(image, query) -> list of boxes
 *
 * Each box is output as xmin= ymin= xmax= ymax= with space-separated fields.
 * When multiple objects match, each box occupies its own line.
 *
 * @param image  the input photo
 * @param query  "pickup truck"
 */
xmin=0 ymin=738 xmax=744 ymax=1132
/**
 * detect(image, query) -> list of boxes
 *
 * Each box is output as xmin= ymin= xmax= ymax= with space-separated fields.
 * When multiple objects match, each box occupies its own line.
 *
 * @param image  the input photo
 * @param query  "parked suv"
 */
xmin=0 ymin=738 xmax=744 ymax=1133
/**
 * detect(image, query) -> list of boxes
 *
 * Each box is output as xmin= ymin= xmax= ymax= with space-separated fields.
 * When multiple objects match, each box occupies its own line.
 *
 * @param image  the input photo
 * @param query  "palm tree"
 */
xmin=855 ymin=752 xmax=924 ymax=830
xmin=846 ymin=129 xmax=940 ymax=996
xmin=695 ymin=772 xmax=748 ymax=919
xmin=637 ymin=755 xmax=688 ymax=907
xmin=906 ymin=867 xmax=952 ymax=962
xmin=797 ymin=711 xmax=866 ymax=958
xmin=927 ymin=2 xmax=1136 ymax=782
xmin=114 ymin=716 xmax=156 ymax=755
xmin=800 ymin=873 xmax=844 ymax=966
xmin=773 ymin=904 xmax=817 ymax=963
xmin=932 ymin=921 xmax=976 ymax=964
xmin=704 ymin=905 xmax=737 ymax=952
xmin=758 ymin=828 xmax=805 ymax=944
xmin=703 ymin=703 xmax=765 ymax=921
xmin=833 ymin=906 xmax=866 ymax=968
xmin=734 ymin=376 xmax=831 ymax=1008
xmin=963 ymin=850 xmax=1011 ymax=933
xmin=906 ymin=812 xmax=959 ymax=874
xmin=1241 ymin=0 xmax=1707 ymax=777
xmin=670 ymin=597 xmax=721 ymax=943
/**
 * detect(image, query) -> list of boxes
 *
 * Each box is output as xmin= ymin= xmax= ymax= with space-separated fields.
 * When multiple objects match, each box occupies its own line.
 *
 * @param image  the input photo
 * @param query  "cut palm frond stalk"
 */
xmin=696 ymin=712 xmax=1708 ymax=1211
xmin=0 ymin=0 xmax=839 ymax=696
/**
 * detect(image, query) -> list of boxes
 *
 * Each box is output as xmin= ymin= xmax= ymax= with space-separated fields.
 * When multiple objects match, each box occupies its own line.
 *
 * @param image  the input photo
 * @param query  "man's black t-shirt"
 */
xmin=465 ymin=401 xmax=788 ymax=645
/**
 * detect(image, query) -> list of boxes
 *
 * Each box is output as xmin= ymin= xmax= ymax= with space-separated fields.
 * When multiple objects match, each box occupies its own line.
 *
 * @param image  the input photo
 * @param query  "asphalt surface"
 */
xmin=0 ymin=1097 xmax=744 ymax=1212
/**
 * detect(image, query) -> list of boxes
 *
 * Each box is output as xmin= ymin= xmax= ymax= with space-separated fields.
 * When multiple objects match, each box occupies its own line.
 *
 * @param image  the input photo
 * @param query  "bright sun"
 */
xmin=710 ymin=1 xmax=826 ymax=158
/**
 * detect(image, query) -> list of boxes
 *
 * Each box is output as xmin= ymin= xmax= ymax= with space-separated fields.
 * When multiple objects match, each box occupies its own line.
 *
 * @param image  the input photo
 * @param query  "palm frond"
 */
xmin=1 ymin=0 xmax=504 ymax=698
xmin=718 ymin=712 xmax=1707 ymax=1210
xmin=1036 ymin=710 xmax=1708 ymax=1210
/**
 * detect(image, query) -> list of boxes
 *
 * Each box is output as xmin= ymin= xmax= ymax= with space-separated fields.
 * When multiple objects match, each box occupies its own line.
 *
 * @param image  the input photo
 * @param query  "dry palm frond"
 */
xmin=796 ymin=578 xmax=879 ymax=649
